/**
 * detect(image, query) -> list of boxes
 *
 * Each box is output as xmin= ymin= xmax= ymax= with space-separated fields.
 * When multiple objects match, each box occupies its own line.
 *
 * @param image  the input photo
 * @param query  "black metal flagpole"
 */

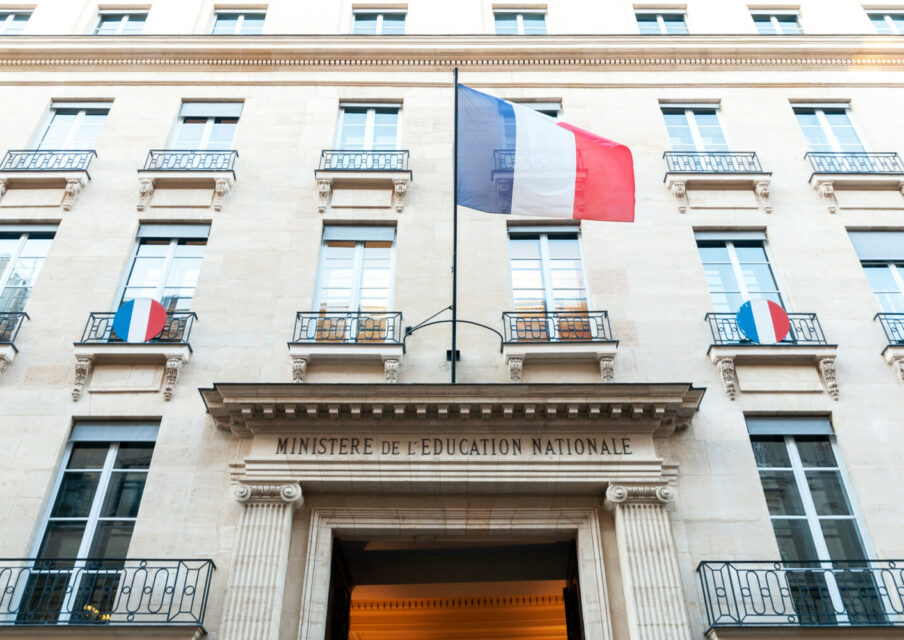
xmin=451 ymin=66 xmax=459 ymax=383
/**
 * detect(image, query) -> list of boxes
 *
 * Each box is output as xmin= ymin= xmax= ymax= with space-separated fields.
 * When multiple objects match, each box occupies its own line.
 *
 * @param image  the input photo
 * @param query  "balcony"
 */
xmin=501 ymin=311 xmax=618 ymax=382
xmin=72 ymin=312 xmax=197 ymax=402
xmin=662 ymin=151 xmax=772 ymax=213
xmin=0 ymin=558 xmax=213 ymax=635
xmin=314 ymin=150 xmax=411 ymax=213
xmin=0 ymin=312 xmax=27 ymax=377
xmin=0 ymin=150 xmax=97 ymax=211
xmin=875 ymin=313 xmax=904 ymax=384
xmin=287 ymin=311 xmax=404 ymax=383
xmin=805 ymin=152 xmax=904 ymax=213
xmin=698 ymin=560 xmax=904 ymax=638
xmin=704 ymin=313 xmax=838 ymax=400
xmin=136 ymin=150 xmax=238 ymax=212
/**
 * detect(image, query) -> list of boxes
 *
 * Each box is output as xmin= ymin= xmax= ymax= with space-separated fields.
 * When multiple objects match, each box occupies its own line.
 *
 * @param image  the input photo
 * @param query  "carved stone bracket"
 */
xmin=291 ymin=356 xmax=308 ymax=383
xmin=232 ymin=482 xmax=304 ymax=509
xmin=213 ymin=178 xmax=231 ymax=211
xmin=819 ymin=357 xmax=839 ymax=400
xmin=163 ymin=357 xmax=185 ymax=401
xmin=384 ymin=358 xmax=400 ymax=383
xmin=62 ymin=178 xmax=85 ymax=211
xmin=316 ymin=178 xmax=332 ymax=213
xmin=815 ymin=180 xmax=838 ymax=214
xmin=0 ymin=355 xmax=9 ymax=376
xmin=72 ymin=356 xmax=93 ymax=401
xmin=0 ymin=178 xmax=7 ymax=197
xmin=393 ymin=178 xmax=408 ymax=213
xmin=599 ymin=356 xmax=615 ymax=382
xmin=136 ymin=177 xmax=155 ymax=211
xmin=754 ymin=180 xmax=772 ymax=213
xmin=669 ymin=180 xmax=688 ymax=213
xmin=604 ymin=483 xmax=676 ymax=510
xmin=714 ymin=357 xmax=737 ymax=400
xmin=507 ymin=357 xmax=523 ymax=383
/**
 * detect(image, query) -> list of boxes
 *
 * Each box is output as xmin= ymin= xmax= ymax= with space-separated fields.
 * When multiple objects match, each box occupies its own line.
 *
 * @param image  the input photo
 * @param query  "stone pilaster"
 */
xmin=220 ymin=483 xmax=303 ymax=640
xmin=605 ymin=484 xmax=692 ymax=640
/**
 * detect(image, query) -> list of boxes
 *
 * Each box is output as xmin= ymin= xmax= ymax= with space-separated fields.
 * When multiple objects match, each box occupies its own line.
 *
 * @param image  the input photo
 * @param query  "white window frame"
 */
xmin=0 ymin=231 xmax=52 ymax=312
xmin=792 ymin=105 xmax=868 ymax=153
xmin=94 ymin=11 xmax=147 ymax=35
xmin=0 ymin=11 xmax=29 ymax=34
xmin=351 ymin=10 xmax=406 ymax=34
xmin=508 ymin=231 xmax=591 ymax=311
xmin=313 ymin=236 xmax=396 ymax=313
xmin=34 ymin=105 xmax=110 ymax=150
xmin=870 ymin=12 xmax=904 ymax=33
xmin=698 ymin=238 xmax=788 ymax=310
xmin=635 ymin=11 xmax=688 ymax=34
xmin=751 ymin=10 xmax=802 ymax=34
xmin=862 ymin=261 xmax=904 ymax=311
xmin=335 ymin=104 xmax=402 ymax=150
xmin=493 ymin=9 xmax=547 ymax=35
xmin=169 ymin=116 xmax=235 ymax=150
xmin=662 ymin=106 xmax=730 ymax=151
xmin=210 ymin=10 xmax=265 ymax=35
xmin=116 ymin=237 xmax=204 ymax=310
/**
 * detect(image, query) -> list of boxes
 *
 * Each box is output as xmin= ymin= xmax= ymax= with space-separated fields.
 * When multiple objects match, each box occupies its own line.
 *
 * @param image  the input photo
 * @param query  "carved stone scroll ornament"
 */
xmin=393 ymin=178 xmax=408 ymax=213
xmin=819 ymin=357 xmax=839 ymax=400
xmin=599 ymin=356 xmax=615 ymax=382
xmin=317 ymin=178 xmax=332 ymax=213
xmin=0 ymin=355 xmax=8 ymax=376
xmin=604 ymin=483 xmax=676 ymax=509
xmin=755 ymin=180 xmax=772 ymax=213
xmin=163 ymin=357 xmax=184 ymax=401
xmin=72 ymin=356 xmax=93 ymax=401
xmin=232 ymin=482 xmax=303 ymax=507
xmin=816 ymin=180 xmax=838 ymax=214
xmin=61 ymin=179 xmax=84 ymax=211
xmin=136 ymin=178 xmax=155 ymax=211
xmin=384 ymin=358 xmax=400 ymax=383
xmin=507 ymin=357 xmax=523 ymax=383
xmin=894 ymin=359 xmax=904 ymax=384
xmin=291 ymin=356 xmax=308 ymax=383
xmin=0 ymin=178 xmax=7 ymax=197
xmin=212 ymin=178 xmax=231 ymax=211
xmin=715 ymin=357 xmax=737 ymax=400
xmin=669 ymin=180 xmax=688 ymax=213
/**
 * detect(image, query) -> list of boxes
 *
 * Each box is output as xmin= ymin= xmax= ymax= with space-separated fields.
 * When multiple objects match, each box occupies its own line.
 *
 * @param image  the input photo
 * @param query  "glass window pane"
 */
xmin=771 ymin=518 xmax=819 ymax=561
xmin=697 ymin=244 xmax=730 ymax=263
xmin=68 ymin=443 xmax=109 ymax=469
xmin=353 ymin=13 xmax=378 ymax=34
xmin=211 ymin=14 xmax=239 ymax=34
xmin=88 ymin=522 xmax=134 ymax=559
xmin=796 ymin=437 xmax=837 ymax=467
xmin=547 ymin=237 xmax=581 ymax=259
xmin=173 ymin=119 xmax=206 ymax=149
xmin=795 ymin=110 xmax=833 ymax=152
xmin=662 ymin=15 xmax=688 ymax=34
xmin=662 ymin=111 xmax=695 ymax=150
xmin=751 ymin=436 xmax=792 ymax=467
xmin=693 ymin=111 xmax=728 ymax=150
xmin=125 ymin=256 xmax=165 ymax=290
xmin=703 ymin=263 xmax=740 ymax=294
xmin=494 ymin=13 xmax=519 ymax=34
xmin=165 ymin=257 xmax=202 ymax=289
xmin=207 ymin=119 xmax=237 ymax=149
xmin=759 ymin=470 xmax=806 ymax=516
xmin=753 ymin=16 xmax=777 ymax=34
xmin=820 ymin=520 xmax=868 ymax=561
xmin=864 ymin=265 xmax=898 ymax=292
xmin=114 ymin=443 xmax=154 ymax=469
xmin=806 ymin=471 xmax=853 ymax=516
xmin=100 ymin=471 xmax=147 ymax=518
xmin=37 ymin=522 xmax=87 ymax=559
xmin=509 ymin=238 xmax=541 ymax=258
xmin=776 ymin=15 xmax=802 ymax=34
xmin=38 ymin=112 xmax=78 ymax=149
xmin=381 ymin=14 xmax=405 ymax=34
xmin=339 ymin=108 xmax=367 ymax=149
xmin=50 ymin=472 xmax=101 ymax=518
xmin=239 ymin=14 xmax=265 ymax=34
xmin=636 ymin=14 xmax=661 ymax=34
xmin=95 ymin=14 xmax=126 ymax=35
xmin=741 ymin=263 xmax=780 ymax=292
xmin=521 ymin=14 xmax=546 ymax=34
xmin=871 ymin=14 xmax=893 ymax=33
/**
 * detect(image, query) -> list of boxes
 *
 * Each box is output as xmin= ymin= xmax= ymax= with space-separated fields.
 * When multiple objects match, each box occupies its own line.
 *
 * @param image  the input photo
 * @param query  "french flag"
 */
xmin=456 ymin=85 xmax=635 ymax=222
xmin=736 ymin=299 xmax=791 ymax=345
xmin=112 ymin=298 xmax=167 ymax=343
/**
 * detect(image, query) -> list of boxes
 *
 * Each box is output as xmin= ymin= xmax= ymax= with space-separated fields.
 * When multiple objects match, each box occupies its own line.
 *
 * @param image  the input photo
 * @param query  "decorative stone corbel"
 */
xmin=598 ymin=356 xmax=615 ymax=382
xmin=893 ymin=358 xmax=904 ymax=384
xmin=212 ymin=178 xmax=231 ymax=212
xmin=0 ymin=355 xmax=9 ymax=376
xmin=714 ymin=356 xmax=737 ymax=400
xmin=0 ymin=178 xmax=7 ymax=198
xmin=61 ymin=179 xmax=85 ymax=212
xmin=815 ymin=180 xmax=838 ymax=214
xmin=316 ymin=178 xmax=332 ymax=214
xmin=291 ymin=356 xmax=308 ymax=383
xmin=136 ymin=178 xmax=155 ymax=211
xmin=755 ymin=180 xmax=772 ymax=213
xmin=393 ymin=178 xmax=408 ymax=213
xmin=384 ymin=358 xmax=400 ymax=383
xmin=72 ymin=356 xmax=93 ymax=401
xmin=507 ymin=357 xmax=523 ymax=383
xmin=669 ymin=180 xmax=688 ymax=213
xmin=819 ymin=357 xmax=839 ymax=400
xmin=163 ymin=357 xmax=185 ymax=401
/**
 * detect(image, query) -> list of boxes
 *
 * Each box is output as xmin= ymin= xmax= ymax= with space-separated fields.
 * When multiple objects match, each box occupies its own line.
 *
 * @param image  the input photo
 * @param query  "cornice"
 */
xmin=1 ymin=35 xmax=904 ymax=70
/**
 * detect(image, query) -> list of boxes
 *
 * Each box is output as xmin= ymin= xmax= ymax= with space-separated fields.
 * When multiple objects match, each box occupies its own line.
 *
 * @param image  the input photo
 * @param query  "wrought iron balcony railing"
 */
xmin=664 ymin=151 xmax=765 ymax=174
xmin=141 ymin=150 xmax=238 ymax=173
xmin=0 ymin=312 xmax=27 ymax=346
xmin=77 ymin=312 xmax=197 ymax=345
xmin=876 ymin=313 xmax=904 ymax=345
xmin=0 ymin=150 xmax=96 ymax=175
xmin=805 ymin=152 xmax=904 ymax=174
xmin=318 ymin=150 xmax=409 ymax=172
xmin=291 ymin=311 xmax=403 ymax=344
xmin=698 ymin=560 xmax=904 ymax=628
xmin=0 ymin=558 xmax=213 ymax=626
xmin=706 ymin=312 xmax=828 ymax=346
xmin=502 ymin=311 xmax=614 ymax=343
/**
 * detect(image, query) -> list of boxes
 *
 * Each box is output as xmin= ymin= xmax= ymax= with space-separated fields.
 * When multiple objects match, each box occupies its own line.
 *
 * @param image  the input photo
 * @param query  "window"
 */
xmin=21 ymin=424 xmax=156 ymax=623
xmin=352 ymin=11 xmax=405 ymax=34
xmin=211 ymin=11 xmax=265 ymax=35
xmin=336 ymin=105 xmax=400 ymax=150
xmin=749 ymin=417 xmax=882 ymax=624
xmin=119 ymin=226 xmax=209 ymax=313
xmin=661 ymin=107 xmax=728 ymax=151
xmin=752 ymin=12 xmax=802 ymax=34
xmin=869 ymin=12 xmax=904 ymax=34
xmin=636 ymin=12 xmax=688 ymax=34
xmin=94 ymin=12 xmax=146 ymax=35
xmin=0 ymin=228 xmax=54 ymax=312
xmin=849 ymin=231 xmax=904 ymax=313
xmin=171 ymin=103 xmax=242 ymax=150
xmin=36 ymin=103 xmax=110 ymax=150
xmin=494 ymin=11 xmax=547 ymax=35
xmin=511 ymin=101 xmax=562 ymax=119
xmin=696 ymin=234 xmax=783 ymax=313
xmin=0 ymin=11 xmax=29 ymax=35
xmin=793 ymin=106 xmax=864 ymax=153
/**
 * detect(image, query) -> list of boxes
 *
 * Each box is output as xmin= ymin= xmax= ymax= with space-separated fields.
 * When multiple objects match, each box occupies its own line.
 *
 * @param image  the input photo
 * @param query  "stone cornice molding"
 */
xmin=604 ymin=483 xmax=675 ymax=510
xmin=200 ymin=382 xmax=705 ymax=437
xmin=3 ymin=35 xmax=904 ymax=71
xmin=232 ymin=482 xmax=303 ymax=508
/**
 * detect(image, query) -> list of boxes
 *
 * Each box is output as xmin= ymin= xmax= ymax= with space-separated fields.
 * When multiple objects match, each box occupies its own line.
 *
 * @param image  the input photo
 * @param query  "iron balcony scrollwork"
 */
xmin=0 ymin=558 xmax=214 ymax=626
xmin=805 ymin=152 xmax=904 ymax=174
xmin=318 ymin=150 xmax=409 ymax=172
xmin=663 ymin=151 xmax=764 ymax=174
xmin=0 ymin=312 xmax=28 ymax=346
xmin=77 ymin=312 xmax=197 ymax=345
xmin=0 ymin=150 xmax=97 ymax=176
xmin=502 ymin=311 xmax=614 ymax=343
xmin=292 ymin=311 xmax=403 ymax=344
xmin=875 ymin=313 xmax=904 ymax=345
xmin=698 ymin=560 xmax=904 ymax=628
xmin=141 ymin=150 xmax=238 ymax=174
xmin=706 ymin=312 xmax=827 ymax=346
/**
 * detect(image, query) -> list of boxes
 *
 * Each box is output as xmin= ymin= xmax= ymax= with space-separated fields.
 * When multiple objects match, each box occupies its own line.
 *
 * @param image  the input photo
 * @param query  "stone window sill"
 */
xmin=314 ymin=169 xmax=411 ymax=214
xmin=502 ymin=341 xmax=618 ymax=382
xmin=288 ymin=343 xmax=404 ymax=383
xmin=665 ymin=172 xmax=772 ymax=213
xmin=71 ymin=343 xmax=191 ymax=402
xmin=707 ymin=344 xmax=839 ymax=400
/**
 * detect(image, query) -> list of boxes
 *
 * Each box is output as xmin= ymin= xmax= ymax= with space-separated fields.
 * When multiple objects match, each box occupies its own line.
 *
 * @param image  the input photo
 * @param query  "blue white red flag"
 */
xmin=456 ymin=85 xmax=635 ymax=222
xmin=112 ymin=298 xmax=167 ymax=343
xmin=736 ymin=299 xmax=791 ymax=345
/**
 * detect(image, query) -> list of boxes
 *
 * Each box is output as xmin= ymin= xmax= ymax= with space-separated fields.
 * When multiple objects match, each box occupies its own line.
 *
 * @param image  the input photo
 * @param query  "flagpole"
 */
xmin=451 ymin=66 xmax=459 ymax=384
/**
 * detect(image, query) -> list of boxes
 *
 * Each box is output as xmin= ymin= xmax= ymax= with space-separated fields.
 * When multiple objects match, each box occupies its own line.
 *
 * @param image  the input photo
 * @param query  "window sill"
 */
xmin=808 ymin=173 xmax=904 ymax=214
xmin=707 ymin=344 xmax=839 ymax=400
xmin=502 ymin=341 xmax=618 ymax=382
xmin=314 ymin=169 xmax=412 ymax=214
xmin=136 ymin=169 xmax=235 ymax=212
xmin=0 ymin=170 xmax=89 ymax=212
xmin=71 ymin=343 xmax=191 ymax=402
xmin=664 ymin=172 xmax=772 ymax=213
xmin=288 ymin=342 xmax=404 ymax=383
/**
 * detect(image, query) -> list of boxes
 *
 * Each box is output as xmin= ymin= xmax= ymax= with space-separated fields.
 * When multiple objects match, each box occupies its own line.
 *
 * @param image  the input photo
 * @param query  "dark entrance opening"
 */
xmin=325 ymin=536 xmax=584 ymax=640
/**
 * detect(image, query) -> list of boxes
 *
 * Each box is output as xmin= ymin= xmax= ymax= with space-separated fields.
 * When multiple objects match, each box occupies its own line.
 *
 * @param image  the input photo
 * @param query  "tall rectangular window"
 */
xmin=794 ymin=106 xmax=864 ymax=153
xmin=315 ymin=227 xmax=394 ymax=314
xmin=696 ymin=234 xmax=783 ymax=313
xmin=336 ymin=105 xmax=400 ymax=150
xmin=849 ymin=232 xmax=904 ymax=313
xmin=869 ymin=12 xmax=904 ymax=34
xmin=509 ymin=230 xmax=587 ymax=313
xmin=494 ymin=11 xmax=547 ymax=34
xmin=36 ymin=103 xmax=110 ymax=150
xmin=662 ymin=107 xmax=728 ymax=151
xmin=0 ymin=228 xmax=54 ymax=312
xmin=636 ymin=12 xmax=688 ymax=34
xmin=352 ymin=11 xmax=406 ymax=34
xmin=119 ymin=226 xmax=208 ymax=312
xmin=94 ymin=12 xmax=146 ymax=35
xmin=0 ymin=11 xmax=29 ymax=34
xmin=171 ymin=103 xmax=242 ymax=150
xmin=211 ymin=11 xmax=265 ymax=34
xmin=752 ymin=12 xmax=802 ymax=34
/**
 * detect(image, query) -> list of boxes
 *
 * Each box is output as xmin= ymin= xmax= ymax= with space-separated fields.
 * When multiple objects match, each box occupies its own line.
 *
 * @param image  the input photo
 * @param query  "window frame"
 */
xmin=750 ymin=10 xmax=803 ymax=35
xmin=209 ymin=10 xmax=266 ymax=35
xmin=115 ymin=236 xmax=207 ymax=312
xmin=635 ymin=11 xmax=688 ymax=34
xmin=0 ymin=230 xmax=54 ymax=313
xmin=697 ymin=238 xmax=787 ymax=312
xmin=868 ymin=11 xmax=904 ymax=34
xmin=661 ymin=106 xmax=730 ymax=152
xmin=168 ymin=114 xmax=238 ymax=150
xmin=34 ymin=105 xmax=110 ymax=151
xmin=334 ymin=104 xmax=402 ymax=151
xmin=507 ymin=230 xmax=590 ymax=313
xmin=94 ymin=11 xmax=147 ymax=35
xmin=493 ymin=9 xmax=548 ymax=35
xmin=351 ymin=10 xmax=406 ymax=34
xmin=312 ymin=234 xmax=397 ymax=314
xmin=0 ymin=11 xmax=29 ymax=35
xmin=792 ymin=105 xmax=868 ymax=153
xmin=861 ymin=260 xmax=904 ymax=312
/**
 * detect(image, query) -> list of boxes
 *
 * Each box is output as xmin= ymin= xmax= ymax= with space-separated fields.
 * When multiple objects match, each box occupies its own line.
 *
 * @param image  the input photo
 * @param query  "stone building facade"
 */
xmin=1 ymin=1 xmax=904 ymax=638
